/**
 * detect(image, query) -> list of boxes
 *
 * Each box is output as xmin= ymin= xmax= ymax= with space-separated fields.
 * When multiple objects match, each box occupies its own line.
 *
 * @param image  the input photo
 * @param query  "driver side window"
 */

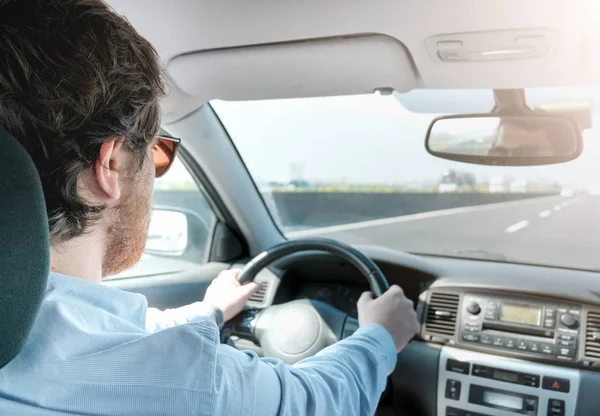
xmin=150 ymin=156 xmax=216 ymax=261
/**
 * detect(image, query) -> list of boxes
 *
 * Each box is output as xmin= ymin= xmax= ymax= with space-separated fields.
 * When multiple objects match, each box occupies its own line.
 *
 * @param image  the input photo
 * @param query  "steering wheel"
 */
xmin=228 ymin=238 xmax=390 ymax=364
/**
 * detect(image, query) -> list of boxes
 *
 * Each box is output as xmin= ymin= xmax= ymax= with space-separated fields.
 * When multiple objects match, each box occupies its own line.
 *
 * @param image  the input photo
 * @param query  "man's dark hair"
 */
xmin=0 ymin=0 xmax=164 ymax=243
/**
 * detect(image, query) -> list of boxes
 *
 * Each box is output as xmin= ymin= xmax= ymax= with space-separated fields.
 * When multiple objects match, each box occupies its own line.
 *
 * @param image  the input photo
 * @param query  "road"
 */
xmin=287 ymin=195 xmax=600 ymax=270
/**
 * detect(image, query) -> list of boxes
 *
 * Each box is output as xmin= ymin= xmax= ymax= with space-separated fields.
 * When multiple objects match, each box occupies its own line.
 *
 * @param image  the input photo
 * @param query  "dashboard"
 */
xmin=246 ymin=246 xmax=600 ymax=416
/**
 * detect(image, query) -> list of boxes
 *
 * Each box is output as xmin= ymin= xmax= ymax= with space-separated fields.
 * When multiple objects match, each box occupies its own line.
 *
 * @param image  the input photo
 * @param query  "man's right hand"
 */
xmin=357 ymin=285 xmax=420 ymax=353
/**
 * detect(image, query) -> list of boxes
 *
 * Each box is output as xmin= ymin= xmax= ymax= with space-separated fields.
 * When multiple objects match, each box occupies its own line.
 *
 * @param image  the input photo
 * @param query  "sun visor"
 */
xmin=165 ymin=34 xmax=419 ymax=121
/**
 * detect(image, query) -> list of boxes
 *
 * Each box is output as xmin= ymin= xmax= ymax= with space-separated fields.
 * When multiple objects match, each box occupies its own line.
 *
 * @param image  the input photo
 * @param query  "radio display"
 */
xmin=499 ymin=304 xmax=541 ymax=326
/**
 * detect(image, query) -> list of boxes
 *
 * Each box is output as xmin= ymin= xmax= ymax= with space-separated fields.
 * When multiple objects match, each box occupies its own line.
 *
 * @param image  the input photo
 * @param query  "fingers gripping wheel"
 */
xmin=234 ymin=238 xmax=390 ymax=364
xmin=237 ymin=238 xmax=389 ymax=296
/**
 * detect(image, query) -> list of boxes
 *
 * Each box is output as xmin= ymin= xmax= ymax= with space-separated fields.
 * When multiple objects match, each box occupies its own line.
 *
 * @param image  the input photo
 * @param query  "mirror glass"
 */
xmin=427 ymin=115 xmax=581 ymax=164
xmin=145 ymin=209 xmax=188 ymax=255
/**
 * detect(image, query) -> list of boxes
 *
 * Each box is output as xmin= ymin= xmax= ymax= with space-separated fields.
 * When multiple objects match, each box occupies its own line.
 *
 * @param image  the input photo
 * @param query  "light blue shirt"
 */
xmin=0 ymin=272 xmax=397 ymax=415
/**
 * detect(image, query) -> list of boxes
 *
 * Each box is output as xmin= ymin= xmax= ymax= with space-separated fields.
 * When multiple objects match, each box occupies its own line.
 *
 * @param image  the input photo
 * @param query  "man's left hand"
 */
xmin=203 ymin=269 xmax=261 ymax=322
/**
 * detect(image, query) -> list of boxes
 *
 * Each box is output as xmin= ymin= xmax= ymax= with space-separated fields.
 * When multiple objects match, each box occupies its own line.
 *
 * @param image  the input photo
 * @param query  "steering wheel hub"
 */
xmin=270 ymin=304 xmax=320 ymax=355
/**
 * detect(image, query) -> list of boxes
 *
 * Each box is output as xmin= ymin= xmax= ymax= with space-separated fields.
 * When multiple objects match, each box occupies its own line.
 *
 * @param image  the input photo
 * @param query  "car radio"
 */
xmin=459 ymin=294 xmax=581 ymax=362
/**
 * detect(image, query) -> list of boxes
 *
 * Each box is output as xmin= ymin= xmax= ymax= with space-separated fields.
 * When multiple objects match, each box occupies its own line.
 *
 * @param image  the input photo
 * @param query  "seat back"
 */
xmin=0 ymin=129 xmax=49 ymax=369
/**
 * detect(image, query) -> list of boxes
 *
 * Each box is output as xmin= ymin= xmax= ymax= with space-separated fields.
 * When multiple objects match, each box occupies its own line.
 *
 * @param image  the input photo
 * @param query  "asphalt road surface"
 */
xmin=287 ymin=195 xmax=600 ymax=271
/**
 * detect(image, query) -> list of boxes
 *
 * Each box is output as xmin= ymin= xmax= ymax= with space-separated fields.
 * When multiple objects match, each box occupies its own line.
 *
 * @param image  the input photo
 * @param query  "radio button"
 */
xmin=445 ymin=379 xmax=461 ymax=400
xmin=541 ymin=344 xmax=556 ymax=355
xmin=463 ymin=325 xmax=480 ymax=332
xmin=557 ymin=328 xmax=577 ymax=335
xmin=558 ymin=347 xmax=576 ymax=357
xmin=505 ymin=338 xmax=517 ymax=349
xmin=484 ymin=310 xmax=496 ymax=320
xmin=446 ymin=408 xmax=493 ymax=416
xmin=560 ymin=313 xmax=578 ymax=329
xmin=445 ymin=407 xmax=463 ymax=416
xmin=480 ymin=334 xmax=493 ymax=345
xmin=472 ymin=364 xmax=492 ymax=378
xmin=545 ymin=309 xmax=557 ymax=319
xmin=548 ymin=399 xmax=565 ymax=416
xmin=517 ymin=339 xmax=528 ymax=351
xmin=529 ymin=342 xmax=541 ymax=353
xmin=524 ymin=398 xmax=537 ymax=412
xmin=558 ymin=339 xmax=574 ymax=347
xmin=522 ymin=374 xmax=540 ymax=388
xmin=462 ymin=333 xmax=479 ymax=343
xmin=484 ymin=302 xmax=497 ymax=320
xmin=492 ymin=336 xmax=505 ymax=347
xmin=544 ymin=319 xmax=556 ymax=329
xmin=559 ymin=334 xmax=574 ymax=341
xmin=446 ymin=359 xmax=470 ymax=375
xmin=466 ymin=302 xmax=481 ymax=315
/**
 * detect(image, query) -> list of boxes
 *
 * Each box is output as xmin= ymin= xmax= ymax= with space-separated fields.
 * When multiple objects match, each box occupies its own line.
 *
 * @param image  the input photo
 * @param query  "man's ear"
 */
xmin=94 ymin=139 xmax=126 ymax=201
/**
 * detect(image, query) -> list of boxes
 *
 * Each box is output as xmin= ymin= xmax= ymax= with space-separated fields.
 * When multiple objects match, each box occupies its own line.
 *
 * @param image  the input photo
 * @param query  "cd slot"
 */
xmin=482 ymin=322 xmax=554 ymax=339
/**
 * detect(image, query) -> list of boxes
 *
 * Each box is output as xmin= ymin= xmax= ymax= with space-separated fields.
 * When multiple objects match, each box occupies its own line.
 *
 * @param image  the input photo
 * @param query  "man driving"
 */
xmin=0 ymin=1 xmax=419 ymax=415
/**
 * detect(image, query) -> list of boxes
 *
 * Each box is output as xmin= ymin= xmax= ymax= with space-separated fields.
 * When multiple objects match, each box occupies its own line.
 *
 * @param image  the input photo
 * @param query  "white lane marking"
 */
xmin=505 ymin=220 xmax=529 ymax=233
xmin=286 ymin=195 xmax=560 ymax=238
xmin=539 ymin=210 xmax=552 ymax=218
xmin=554 ymin=205 xmax=562 ymax=212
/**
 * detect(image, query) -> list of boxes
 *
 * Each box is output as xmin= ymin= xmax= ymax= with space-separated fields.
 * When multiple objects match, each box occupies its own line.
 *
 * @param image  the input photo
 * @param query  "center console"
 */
xmin=438 ymin=347 xmax=580 ymax=416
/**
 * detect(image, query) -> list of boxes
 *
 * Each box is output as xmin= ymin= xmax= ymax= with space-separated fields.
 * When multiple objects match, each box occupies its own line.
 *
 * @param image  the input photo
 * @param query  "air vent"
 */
xmin=425 ymin=292 xmax=460 ymax=336
xmin=585 ymin=311 xmax=600 ymax=359
xmin=249 ymin=281 xmax=268 ymax=303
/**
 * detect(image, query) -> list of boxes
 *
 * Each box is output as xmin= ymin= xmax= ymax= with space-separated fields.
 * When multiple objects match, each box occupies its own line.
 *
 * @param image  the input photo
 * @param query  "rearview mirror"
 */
xmin=425 ymin=114 xmax=583 ymax=166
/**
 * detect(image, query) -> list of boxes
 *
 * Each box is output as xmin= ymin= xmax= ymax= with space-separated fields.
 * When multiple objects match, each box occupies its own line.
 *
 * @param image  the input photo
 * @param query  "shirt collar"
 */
xmin=46 ymin=272 xmax=148 ymax=327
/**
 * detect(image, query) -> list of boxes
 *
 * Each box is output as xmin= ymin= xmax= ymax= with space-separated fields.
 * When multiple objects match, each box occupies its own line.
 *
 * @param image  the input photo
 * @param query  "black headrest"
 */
xmin=0 ymin=129 xmax=49 ymax=369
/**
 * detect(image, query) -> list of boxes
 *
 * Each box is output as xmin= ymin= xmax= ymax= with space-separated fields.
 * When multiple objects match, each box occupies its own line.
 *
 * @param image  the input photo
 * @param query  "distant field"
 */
xmin=266 ymin=185 xmax=556 ymax=194
xmin=154 ymin=189 xmax=556 ymax=231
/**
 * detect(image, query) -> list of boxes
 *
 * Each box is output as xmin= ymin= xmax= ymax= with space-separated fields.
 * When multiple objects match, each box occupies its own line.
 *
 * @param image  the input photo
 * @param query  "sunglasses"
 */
xmin=152 ymin=135 xmax=181 ymax=178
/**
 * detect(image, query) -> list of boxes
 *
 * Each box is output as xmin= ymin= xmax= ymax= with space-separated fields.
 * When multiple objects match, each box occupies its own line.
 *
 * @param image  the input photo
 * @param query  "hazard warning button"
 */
xmin=542 ymin=376 xmax=570 ymax=393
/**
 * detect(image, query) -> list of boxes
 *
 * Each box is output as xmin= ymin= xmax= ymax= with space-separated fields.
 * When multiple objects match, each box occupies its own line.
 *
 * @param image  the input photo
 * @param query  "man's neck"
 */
xmin=50 ymin=232 xmax=105 ymax=283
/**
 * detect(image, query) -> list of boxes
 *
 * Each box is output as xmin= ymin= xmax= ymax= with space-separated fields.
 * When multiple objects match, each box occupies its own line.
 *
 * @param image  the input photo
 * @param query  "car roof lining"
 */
xmin=107 ymin=0 xmax=600 ymax=123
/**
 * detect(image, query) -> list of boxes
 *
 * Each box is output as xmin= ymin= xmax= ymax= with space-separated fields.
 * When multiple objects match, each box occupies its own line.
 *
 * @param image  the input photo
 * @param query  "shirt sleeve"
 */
xmin=145 ymin=301 xmax=215 ymax=332
xmin=212 ymin=323 xmax=397 ymax=416
xmin=39 ymin=307 xmax=396 ymax=416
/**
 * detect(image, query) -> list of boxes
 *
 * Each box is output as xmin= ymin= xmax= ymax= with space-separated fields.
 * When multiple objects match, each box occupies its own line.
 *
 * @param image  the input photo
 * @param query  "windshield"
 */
xmin=212 ymin=87 xmax=600 ymax=271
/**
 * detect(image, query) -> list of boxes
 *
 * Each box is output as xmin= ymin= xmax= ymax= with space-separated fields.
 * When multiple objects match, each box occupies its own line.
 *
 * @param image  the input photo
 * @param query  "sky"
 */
xmin=199 ymin=87 xmax=600 ymax=189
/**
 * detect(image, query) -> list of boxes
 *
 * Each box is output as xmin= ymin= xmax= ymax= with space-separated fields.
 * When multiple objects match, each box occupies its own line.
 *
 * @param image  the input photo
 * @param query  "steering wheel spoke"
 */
xmin=342 ymin=316 xmax=359 ymax=339
xmin=224 ymin=308 xmax=262 ymax=341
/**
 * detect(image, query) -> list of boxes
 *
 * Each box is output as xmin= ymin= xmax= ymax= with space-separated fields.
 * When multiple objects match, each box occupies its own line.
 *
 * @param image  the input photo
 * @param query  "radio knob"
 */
xmin=467 ymin=302 xmax=481 ymax=315
xmin=560 ymin=313 xmax=578 ymax=329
